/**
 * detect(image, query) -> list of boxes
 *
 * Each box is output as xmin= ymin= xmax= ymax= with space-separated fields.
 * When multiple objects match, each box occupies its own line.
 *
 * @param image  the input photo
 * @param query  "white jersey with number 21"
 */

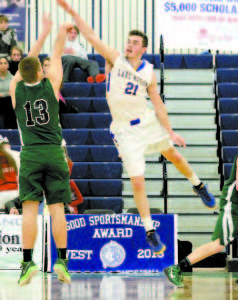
xmin=107 ymin=55 xmax=154 ymax=125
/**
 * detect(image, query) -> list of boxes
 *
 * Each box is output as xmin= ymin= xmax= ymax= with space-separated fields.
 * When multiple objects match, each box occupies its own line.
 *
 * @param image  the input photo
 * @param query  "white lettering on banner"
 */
xmin=93 ymin=228 xmax=133 ymax=238
xmin=0 ymin=218 xmax=22 ymax=226
xmin=67 ymin=250 xmax=93 ymax=260
xmin=89 ymin=215 xmax=161 ymax=228
xmin=67 ymin=218 xmax=86 ymax=231
xmin=137 ymin=249 xmax=164 ymax=259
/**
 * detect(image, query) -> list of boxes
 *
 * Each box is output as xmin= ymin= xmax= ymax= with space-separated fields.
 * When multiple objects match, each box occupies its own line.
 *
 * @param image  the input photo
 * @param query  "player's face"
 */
xmin=67 ymin=29 xmax=78 ymax=41
xmin=0 ymin=21 xmax=8 ymax=31
xmin=11 ymin=49 xmax=22 ymax=62
xmin=42 ymin=60 xmax=50 ymax=76
xmin=125 ymin=36 xmax=146 ymax=59
xmin=0 ymin=58 xmax=9 ymax=72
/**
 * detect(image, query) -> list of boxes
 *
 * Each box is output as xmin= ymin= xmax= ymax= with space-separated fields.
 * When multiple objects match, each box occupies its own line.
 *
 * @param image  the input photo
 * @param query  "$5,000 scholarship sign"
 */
xmin=47 ymin=214 xmax=177 ymax=273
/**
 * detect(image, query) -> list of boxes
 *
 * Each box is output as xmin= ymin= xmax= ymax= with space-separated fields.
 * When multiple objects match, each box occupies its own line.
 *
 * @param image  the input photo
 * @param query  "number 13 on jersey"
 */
xmin=125 ymin=82 xmax=139 ymax=96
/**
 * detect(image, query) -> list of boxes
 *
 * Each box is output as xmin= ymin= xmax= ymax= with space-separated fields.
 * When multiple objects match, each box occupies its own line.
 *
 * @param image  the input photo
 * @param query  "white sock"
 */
xmin=189 ymin=173 xmax=201 ymax=186
xmin=142 ymin=216 xmax=154 ymax=232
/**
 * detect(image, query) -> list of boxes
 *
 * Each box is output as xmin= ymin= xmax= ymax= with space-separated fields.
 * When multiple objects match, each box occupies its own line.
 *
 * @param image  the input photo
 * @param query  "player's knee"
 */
xmin=167 ymin=151 xmax=183 ymax=164
xmin=213 ymin=239 xmax=225 ymax=253
xmin=131 ymin=176 xmax=145 ymax=191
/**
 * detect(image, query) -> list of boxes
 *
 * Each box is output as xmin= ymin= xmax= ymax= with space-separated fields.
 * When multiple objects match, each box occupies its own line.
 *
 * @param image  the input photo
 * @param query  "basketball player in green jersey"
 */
xmin=164 ymin=154 xmax=238 ymax=287
xmin=9 ymin=15 xmax=72 ymax=286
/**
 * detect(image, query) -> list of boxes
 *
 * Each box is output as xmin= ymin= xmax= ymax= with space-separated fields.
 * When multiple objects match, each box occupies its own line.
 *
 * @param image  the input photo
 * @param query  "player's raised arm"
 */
xmin=47 ymin=23 xmax=72 ymax=96
xmin=27 ymin=14 xmax=52 ymax=57
xmin=57 ymin=0 xmax=119 ymax=65
xmin=148 ymin=72 xmax=186 ymax=147
xmin=10 ymin=14 xmax=52 ymax=108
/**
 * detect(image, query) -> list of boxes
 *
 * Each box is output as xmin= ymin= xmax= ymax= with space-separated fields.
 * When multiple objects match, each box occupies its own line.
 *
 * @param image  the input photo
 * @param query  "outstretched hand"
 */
xmin=170 ymin=131 xmax=186 ymax=147
xmin=57 ymin=0 xmax=72 ymax=13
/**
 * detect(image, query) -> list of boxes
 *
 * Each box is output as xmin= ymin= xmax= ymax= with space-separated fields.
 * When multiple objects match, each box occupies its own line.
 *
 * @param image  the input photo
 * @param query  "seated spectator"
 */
xmin=0 ymin=14 xmax=18 ymax=57
xmin=9 ymin=45 xmax=23 ymax=75
xmin=62 ymin=25 xmax=105 ymax=83
xmin=42 ymin=56 xmax=79 ymax=114
xmin=0 ymin=135 xmax=19 ymax=211
xmin=0 ymin=56 xmax=17 ymax=128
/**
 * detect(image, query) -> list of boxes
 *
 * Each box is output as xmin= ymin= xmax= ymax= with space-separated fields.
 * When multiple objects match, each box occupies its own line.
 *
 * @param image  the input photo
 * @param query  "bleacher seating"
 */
xmin=223 ymin=163 xmax=232 ymax=180
xmin=217 ymin=83 xmax=238 ymax=98
xmin=216 ymin=69 xmax=238 ymax=83
xmin=222 ymin=147 xmax=238 ymax=163
xmin=215 ymin=56 xmax=238 ymax=184
xmin=216 ymin=55 xmax=238 ymax=68
xmin=218 ymin=99 xmax=238 ymax=114
xmin=219 ymin=114 xmax=238 ymax=130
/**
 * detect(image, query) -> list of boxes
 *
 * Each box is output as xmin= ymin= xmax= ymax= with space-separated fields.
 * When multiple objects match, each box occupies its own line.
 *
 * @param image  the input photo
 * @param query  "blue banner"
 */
xmin=48 ymin=214 xmax=177 ymax=273
xmin=0 ymin=1 xmax=26 ymax=42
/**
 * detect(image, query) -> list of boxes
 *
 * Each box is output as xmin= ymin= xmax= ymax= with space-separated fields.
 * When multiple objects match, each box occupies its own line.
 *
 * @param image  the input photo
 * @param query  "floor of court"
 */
xmin=0 ymin=269 xmax=238 ymax=299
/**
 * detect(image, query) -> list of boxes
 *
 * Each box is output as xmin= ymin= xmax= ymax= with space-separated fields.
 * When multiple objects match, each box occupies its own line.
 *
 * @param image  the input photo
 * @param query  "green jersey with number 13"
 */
xmin=14 ymin=78 xmax=62 ymax=146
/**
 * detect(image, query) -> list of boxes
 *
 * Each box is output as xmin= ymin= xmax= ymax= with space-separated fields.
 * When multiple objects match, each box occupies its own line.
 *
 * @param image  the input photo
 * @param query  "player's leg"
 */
xmin=18 ymin=148 xmax=44 ymax=286
xmin=61 ymin=55 xmax=76 ymax=82
xmin=113 ymin=130 xmax=166 ymax=255
xmin=164 ymin=239 xmax=224 ymax=288
xmin=164 ymin=199 xmax=230 ymax=287
xmin=44 ymin=145 xmax=72 ymax=284
xmin=48 ymin=203 xmax=71 ymax=284
xmin=161 ymin=145 xmax=216 ymax=209
xmin=130 ymin=175 xmax=166 ymax=254
xmin=18 ymin=200 xmax=40 ymax=286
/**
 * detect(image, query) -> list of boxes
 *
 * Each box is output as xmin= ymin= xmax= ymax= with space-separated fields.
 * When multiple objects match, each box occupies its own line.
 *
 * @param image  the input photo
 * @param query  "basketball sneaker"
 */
xmin=193 ymin=183 xmax=216 ymax=209
xmin=164 ymin=265 xmax=184 ymax=287
xmin=18 ymin=260 xmax=39 ymax=286
xmin=53 ymin=258 xmax=71 ymax=284
xmin=146 ymin=230 xmax=166 ymax=255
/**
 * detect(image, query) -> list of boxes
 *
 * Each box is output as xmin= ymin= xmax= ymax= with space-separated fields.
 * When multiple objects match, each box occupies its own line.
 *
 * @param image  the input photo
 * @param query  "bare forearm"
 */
xmin=70 ymin=9 xmax=95 ymax=43
xmin=28 ymin=30 xmax=50 ymax=57
xmin=53 ymin=27 xmax=68 ymax=57
xmin=155 ymin=104 xmax=173 ymax=136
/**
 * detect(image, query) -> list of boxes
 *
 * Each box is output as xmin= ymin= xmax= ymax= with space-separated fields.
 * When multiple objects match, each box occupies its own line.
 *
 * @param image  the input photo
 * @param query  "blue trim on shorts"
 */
xmin=130 ymin=118 xmax=141 ymax=126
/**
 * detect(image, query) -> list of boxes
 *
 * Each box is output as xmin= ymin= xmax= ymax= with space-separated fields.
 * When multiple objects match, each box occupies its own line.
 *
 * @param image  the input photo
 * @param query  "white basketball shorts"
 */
xmin=110 ymin=118 xmax=173 ymax=177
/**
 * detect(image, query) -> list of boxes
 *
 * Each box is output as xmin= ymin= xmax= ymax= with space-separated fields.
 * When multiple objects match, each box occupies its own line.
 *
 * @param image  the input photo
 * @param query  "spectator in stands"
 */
xmin=42 ymin=56 xmax=79 ymax=114
xmin=62 ymin=25 xmax=105 ymax=83
xmin=9 ymin=45 xmax=23 ymax=75
xmin=0 ymin=56 xmax=12 ymax=95
xmin=0 ymin=135 xmax=19 ymax=211
xmin=0 ymin=56 xmax=17 ymax=128
xmin=0 ymin=14 xmax=18 ymax=57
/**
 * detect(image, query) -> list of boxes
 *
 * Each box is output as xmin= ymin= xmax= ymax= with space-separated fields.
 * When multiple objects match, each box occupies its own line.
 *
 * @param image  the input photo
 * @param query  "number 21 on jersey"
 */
xmin=125 ymin=82 xmax=139 ymax=96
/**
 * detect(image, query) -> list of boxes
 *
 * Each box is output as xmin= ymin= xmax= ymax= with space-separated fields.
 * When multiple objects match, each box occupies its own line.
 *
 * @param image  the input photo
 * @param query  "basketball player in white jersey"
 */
xmin=57 ymin=0 xmax=216 ymax=254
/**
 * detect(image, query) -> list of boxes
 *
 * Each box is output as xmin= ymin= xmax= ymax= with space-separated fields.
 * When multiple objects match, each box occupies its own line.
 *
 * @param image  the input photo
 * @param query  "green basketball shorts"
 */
xmin=19 ymin=145 xmax=71 ymax=205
